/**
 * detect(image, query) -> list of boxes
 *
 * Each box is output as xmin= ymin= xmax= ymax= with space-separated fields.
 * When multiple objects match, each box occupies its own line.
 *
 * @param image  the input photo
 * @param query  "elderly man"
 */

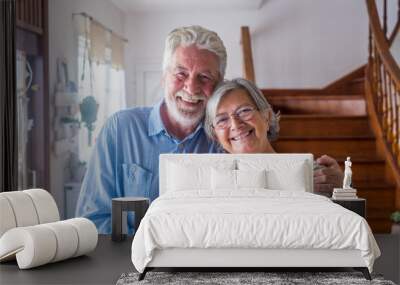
xmin=76 ymin=25 xmax=342 ymax=234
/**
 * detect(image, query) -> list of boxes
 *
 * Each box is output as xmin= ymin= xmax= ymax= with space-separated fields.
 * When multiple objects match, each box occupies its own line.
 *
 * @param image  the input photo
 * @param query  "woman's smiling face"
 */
xmin=213 ymin=89 xmax=271 ymax=153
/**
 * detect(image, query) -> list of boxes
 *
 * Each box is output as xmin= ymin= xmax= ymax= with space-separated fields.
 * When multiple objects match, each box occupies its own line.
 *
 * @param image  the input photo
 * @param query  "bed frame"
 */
xmin=140 ymin=248 xmax=370 ymax=280
xmin=138 ymin=154 xmax=371 ymax=281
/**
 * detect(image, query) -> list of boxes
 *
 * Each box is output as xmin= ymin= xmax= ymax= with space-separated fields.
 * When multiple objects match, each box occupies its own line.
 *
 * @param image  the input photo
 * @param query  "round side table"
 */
xmin=111 ymin=197 xmax=149 ymax=242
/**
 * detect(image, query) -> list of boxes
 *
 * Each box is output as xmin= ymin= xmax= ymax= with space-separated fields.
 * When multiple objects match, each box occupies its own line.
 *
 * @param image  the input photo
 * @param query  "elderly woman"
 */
xmin=205 ymin=78 xmax=279 ymax=153
xmin=205 ymin=78 xmax=343 ymax=194
xmin=205 ymin=78 xmax=279 ymax=154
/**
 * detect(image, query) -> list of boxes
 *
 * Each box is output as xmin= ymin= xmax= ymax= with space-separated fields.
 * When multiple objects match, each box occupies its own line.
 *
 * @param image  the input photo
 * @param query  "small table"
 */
xmin=331 ymin=198 xmax=366 ymax=218
xmin=112 ymin=197 xmax=149 ymax=241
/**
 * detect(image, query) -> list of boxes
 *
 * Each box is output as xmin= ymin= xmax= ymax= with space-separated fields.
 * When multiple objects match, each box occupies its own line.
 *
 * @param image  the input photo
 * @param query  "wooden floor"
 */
xmin=373 ymin=233 xmax=400 ymax=284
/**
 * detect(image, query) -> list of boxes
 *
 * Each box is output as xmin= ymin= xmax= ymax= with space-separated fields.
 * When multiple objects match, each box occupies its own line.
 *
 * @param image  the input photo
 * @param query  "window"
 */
xmin=76 ymin=18 xmax=126 ymax=163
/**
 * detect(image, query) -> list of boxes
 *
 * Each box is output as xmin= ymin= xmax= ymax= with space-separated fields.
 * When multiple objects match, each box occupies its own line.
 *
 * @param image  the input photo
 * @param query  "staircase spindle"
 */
xmin=373 ymin=44 xmax=381 ymax=119
xmin=377 ymin=56 xmax=387 ymax=133
xmin=385 ymin=69 xmax=392 ymax=140
xmin=375 ymin=44 xmax=382 ymax=117
xmin=369 ymin=27 xmax=373 ymax=61
xmin=396 ymin=88 xmax=400 ymax=163
xmin=389 ymin=73 xmax=398 ymax=151
xmin=394 ymin=82 xmax=399 ymax=157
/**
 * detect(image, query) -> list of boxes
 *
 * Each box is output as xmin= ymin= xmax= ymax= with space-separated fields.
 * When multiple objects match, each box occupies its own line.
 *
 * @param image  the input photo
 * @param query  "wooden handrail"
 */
xmin=240 ymin=26 xmax=256 ymax=83
xmin=365 ymin=0 xmax=400 ymax=209
xmin=366 ymin=0 xmax=400 ymax=87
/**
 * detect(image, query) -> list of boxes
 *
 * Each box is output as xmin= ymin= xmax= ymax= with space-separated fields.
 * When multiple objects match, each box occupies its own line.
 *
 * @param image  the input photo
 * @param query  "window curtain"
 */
xmin=0 ymin=0 xmax=17 ymax=192
xmin=74 ymin=15 xmax=126 ymax=163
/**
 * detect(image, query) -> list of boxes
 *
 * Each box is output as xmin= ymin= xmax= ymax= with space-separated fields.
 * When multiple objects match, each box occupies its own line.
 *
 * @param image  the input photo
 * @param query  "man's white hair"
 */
xmin=162 ymin=25 xmax=227 ymax=77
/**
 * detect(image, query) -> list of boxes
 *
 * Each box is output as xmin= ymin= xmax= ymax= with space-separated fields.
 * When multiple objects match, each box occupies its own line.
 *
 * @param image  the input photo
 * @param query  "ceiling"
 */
xmin=111 ymin=0 xmax=266 ymax=13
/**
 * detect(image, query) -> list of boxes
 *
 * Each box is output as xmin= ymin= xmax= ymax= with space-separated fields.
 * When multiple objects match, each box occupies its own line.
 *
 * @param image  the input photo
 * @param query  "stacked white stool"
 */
xmin=0 ymin=189 xmax=97 ymax=269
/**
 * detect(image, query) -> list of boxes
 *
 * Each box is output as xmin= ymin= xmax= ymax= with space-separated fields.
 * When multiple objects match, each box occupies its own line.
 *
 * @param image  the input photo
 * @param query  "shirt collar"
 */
xmin=185 ymin=121 xmax=204 ymax=141
xmin=147 ymin=99 xmax=205 ymax=140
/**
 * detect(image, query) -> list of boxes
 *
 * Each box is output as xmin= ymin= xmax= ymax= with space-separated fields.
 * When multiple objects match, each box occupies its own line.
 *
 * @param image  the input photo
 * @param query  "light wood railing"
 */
xmin=365 ymin=0 xmax=400 ymax=208
xmin=240 ymin=26 xmax=256 ymax=83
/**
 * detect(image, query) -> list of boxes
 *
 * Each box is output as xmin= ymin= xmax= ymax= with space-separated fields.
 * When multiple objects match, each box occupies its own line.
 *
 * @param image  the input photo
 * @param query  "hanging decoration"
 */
xmin=79 ymin=96 xmax=99 ymax=146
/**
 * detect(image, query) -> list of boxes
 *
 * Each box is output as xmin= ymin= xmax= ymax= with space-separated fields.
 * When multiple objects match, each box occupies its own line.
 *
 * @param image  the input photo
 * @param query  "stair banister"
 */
xmin=365 ymin=0 xmax=400 ymax=209
xmin=240 ymin=26 xmax=256 ymax=83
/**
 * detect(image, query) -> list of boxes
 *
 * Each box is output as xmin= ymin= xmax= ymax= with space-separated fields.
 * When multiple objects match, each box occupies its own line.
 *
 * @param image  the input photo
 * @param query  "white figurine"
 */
xmin=343 ymin=157 xmax=353 ymax=189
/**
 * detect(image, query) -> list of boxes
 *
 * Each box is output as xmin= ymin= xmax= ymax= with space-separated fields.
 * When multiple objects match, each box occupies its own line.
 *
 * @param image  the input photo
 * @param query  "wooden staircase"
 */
xmin=264 ymin=70 xmax=396 ymax=233
xmin=240 ymin=0 xmax=400 ymax=233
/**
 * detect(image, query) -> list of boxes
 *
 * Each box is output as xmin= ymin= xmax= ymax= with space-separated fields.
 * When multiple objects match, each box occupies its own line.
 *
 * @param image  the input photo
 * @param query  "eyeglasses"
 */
xmin=212 ymin=106 xmax=257 ymax=130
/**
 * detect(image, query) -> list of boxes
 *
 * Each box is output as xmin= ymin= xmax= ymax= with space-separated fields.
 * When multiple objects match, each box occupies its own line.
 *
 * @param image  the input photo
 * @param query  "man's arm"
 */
xmin=75 ymin=117 xmax=118 ymax=234
xmin=314 ymin=154 xmax=344 ymax=195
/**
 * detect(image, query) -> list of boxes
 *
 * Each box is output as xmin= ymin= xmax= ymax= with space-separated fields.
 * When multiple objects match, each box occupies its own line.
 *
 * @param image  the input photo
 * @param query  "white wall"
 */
xmin=48 ymin=0 xmax=125 ymax=218
xmin=124 ymin=0 xmax=370 ymax=107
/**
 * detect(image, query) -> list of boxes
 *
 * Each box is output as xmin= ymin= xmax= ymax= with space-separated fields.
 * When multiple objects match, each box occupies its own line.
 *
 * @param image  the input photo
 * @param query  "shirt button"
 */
xmin=178 ymin=144 xmax=184 ymax=151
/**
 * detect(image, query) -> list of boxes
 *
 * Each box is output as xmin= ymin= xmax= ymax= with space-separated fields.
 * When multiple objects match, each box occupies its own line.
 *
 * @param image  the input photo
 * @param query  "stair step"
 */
xmin=346 ymin=183 xmax=394 ymax=233
xmin=279 ymin=115 xmax=372 ymax=137
xmin=352 ymin=185 xmax=396 ymax=230
xmin=262 ymin=81 xmax=394 ymax=234
xmin=357 ymin=188 xmax=395 ymax=209
xmin=263 ymin=92 xmax=366 ymax=115
xmin=348 ymin=80 xmax=365 ymax=94
xmin=354 ymin=180 xmax=395 ymax=189
xmin=347 ymin=160 xmax=386 ymax=183
xmin=350 ymin=77 xmax=364 ymax=83
xmin=333 ymin=80 xmax=365 ymax=95
xmin=334 ymin=158 xmax=390 ymax=186
xmin=367 ymin=208 xmax=394 ymax=219
xmin=272 ymin=136 xmax=376 ymax=158
xmin=334 ymin=156 xmax=384 ymax=162
xmin=263 ymin=90 xmax=365 ymax=97
xmin=277 ymin=135 xmax=375 ymax=140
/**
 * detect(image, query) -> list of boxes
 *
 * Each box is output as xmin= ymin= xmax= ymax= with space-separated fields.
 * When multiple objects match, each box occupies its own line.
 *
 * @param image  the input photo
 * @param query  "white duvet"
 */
xmin=131 ymin=190 xmax=380 ymax=273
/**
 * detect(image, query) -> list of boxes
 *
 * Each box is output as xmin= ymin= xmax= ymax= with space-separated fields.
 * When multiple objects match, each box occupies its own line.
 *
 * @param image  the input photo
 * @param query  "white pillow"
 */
xmin=238 ymin=159 xmax=308 ymax=191
xmin=166 ymin=160 xmax=235 ymax=192
xmin=237 ymin=169 xmax=267 ymax=189
xmin=266 ymin=166 xmax=306 ymax=191
xmin=211 ymin=168 xmax=236 ymax=190
xmin=167 ymin=162 xmax=210 ymax=191
xmin=211 ymin=168 xmax=267 ymax=190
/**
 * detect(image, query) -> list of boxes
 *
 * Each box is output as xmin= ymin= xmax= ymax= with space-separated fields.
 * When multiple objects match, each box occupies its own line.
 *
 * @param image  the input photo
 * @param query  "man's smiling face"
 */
xmin=163 ymin=44 xmax=221 ymax=127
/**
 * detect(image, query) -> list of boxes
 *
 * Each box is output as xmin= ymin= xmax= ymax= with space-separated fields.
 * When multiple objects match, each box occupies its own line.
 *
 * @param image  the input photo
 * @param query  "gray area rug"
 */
xmin=116 ymin=271 xmax=396 ymax=285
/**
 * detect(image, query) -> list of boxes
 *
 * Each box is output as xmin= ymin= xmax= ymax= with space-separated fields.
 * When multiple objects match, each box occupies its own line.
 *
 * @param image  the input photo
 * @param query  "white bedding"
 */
xmin=131 ymin=190 xmax=380 ymax=273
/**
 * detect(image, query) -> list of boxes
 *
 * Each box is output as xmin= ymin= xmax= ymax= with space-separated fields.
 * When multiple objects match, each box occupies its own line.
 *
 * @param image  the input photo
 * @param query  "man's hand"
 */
xmin=314 ymin=154 xmax=344 ymax=195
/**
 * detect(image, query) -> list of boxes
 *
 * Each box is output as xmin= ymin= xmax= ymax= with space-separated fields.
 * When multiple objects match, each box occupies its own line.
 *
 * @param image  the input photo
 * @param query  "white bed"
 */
xmin=131 ymin=154 xmax=380 ymax=280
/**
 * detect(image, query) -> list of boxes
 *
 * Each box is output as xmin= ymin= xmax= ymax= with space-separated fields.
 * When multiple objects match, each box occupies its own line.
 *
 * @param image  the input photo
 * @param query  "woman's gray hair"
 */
xmin=205 ymin=78 xmax=280 ymax=141
xmin=162 ymin=25 xmax=227 ymax=78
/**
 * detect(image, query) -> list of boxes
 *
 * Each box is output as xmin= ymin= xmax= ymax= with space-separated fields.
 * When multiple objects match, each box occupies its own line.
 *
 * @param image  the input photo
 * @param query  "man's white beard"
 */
xmin=165 ymin=92 xmax=205 ymax=129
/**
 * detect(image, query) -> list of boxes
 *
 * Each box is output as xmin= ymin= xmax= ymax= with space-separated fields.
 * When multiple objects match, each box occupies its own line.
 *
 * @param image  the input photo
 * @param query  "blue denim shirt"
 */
xmin=75 ymin=100 xmax=221 ymax=234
